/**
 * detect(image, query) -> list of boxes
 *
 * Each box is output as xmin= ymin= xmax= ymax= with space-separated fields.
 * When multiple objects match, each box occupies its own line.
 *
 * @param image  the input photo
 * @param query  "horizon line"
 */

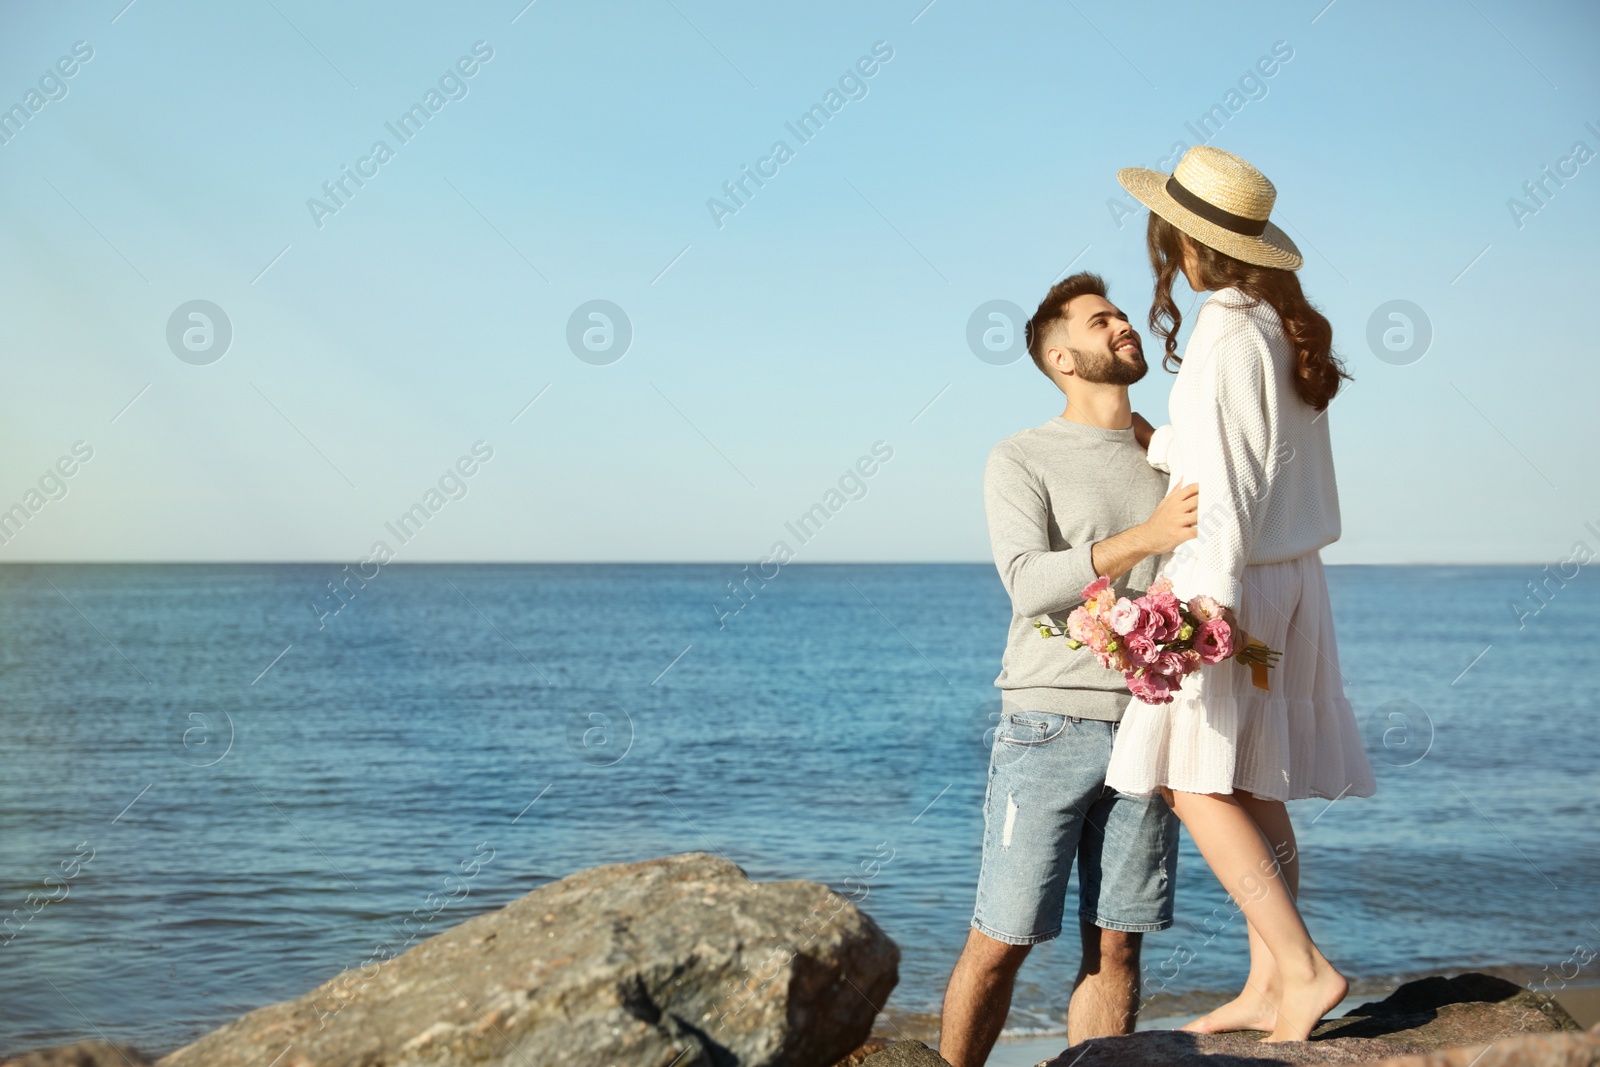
xmin=0 ymin=559 xmax=1555 ymax=568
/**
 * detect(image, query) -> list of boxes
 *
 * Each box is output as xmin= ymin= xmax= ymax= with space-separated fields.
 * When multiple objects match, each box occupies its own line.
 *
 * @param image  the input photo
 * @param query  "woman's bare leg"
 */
xmin=1183 ymin=792 xmax=1301 ymax=1034
xmin=1166 ymin=790 xmax=1344 ymax=1042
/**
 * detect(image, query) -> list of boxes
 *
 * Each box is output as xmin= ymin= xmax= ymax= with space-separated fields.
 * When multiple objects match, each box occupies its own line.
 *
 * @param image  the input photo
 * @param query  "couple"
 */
xmin=940 ymin=146 xmax=1378 ymax=1065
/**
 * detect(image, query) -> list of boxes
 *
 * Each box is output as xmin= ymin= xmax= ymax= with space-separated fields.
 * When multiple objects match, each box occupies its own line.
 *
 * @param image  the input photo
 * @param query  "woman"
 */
xmin=1104 ymin=146 xmax=1376 ymax=1043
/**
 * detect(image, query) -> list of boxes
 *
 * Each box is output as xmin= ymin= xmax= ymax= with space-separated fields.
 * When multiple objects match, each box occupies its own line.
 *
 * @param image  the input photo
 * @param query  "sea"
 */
xmin=0 ymin=563 xmax=1595 ymax=1055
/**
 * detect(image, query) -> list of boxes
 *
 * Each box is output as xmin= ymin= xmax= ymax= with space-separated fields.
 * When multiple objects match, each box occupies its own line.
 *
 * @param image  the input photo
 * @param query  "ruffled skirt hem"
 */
xmin=1104 ymin=551 xmax=1378 ymax=804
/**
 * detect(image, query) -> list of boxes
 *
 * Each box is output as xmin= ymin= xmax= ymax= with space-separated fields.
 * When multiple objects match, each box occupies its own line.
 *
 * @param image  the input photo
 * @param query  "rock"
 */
xmin=1372 ymin=1024 xmax=1600 ymax=1067
xmin=832 ymin=1040 xmax=894 ymax=1065
xmin=155 ymin=851 xmax=898 ymax=1067
xmin=856 ymin=1040 xmax=953 ymax=1066
xmin=1039 ymin=973 xmax=1580 ymax=1067
xmin=1044 ymin=1029 xmax=1431 ymax=1067
xmin=1 ymin=1043 xmax=154 ymax=1067
xmin=1321 ymin=974 xmax=1582 ymax=1050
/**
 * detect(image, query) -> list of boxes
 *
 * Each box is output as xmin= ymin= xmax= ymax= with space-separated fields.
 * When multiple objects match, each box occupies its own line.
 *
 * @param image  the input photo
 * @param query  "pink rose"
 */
xmin=1081 ymin=576 xmax=1117 ymax=620
xmin=1083 ymin=619 xmax=1114 ymax=655
xmin=1156 ymin=649 xmax=1195 ymax=680
xmin=1109 ymin=599 xmax=1144 ymax=636
xmin=1096 ymin=596 xmax=1120 ymax=625
xmin=1144 ymin=593 xmax=1184 ymax=643
xmin=1187 ymin=595 xmax=1224 ymax=623
xmin=1148 ymin=576 xmax=1174 ymax=597
xmin=1126 ymin=669 xmax=1177 ymax=705
xmin=1066 ymin=606 xmax=1094 ymax=643
xmin=1129 ymin=603 xmax=1165 ymax=645
xmin=1194 ymin=618 xmax=1235 ymax=665
xmin=1124 ymin=632 xmax=1158 ymax=669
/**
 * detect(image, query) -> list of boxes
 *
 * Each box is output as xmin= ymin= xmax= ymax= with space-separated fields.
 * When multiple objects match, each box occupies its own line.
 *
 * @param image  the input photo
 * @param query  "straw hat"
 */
xmin=1118 ymin=146 xmax=1302 ymax=270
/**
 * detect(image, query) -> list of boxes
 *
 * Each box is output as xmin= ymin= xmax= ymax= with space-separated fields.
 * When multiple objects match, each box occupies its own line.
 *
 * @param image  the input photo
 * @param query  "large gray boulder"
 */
xmin=152 ymin=851 xmax=897 ymax=1067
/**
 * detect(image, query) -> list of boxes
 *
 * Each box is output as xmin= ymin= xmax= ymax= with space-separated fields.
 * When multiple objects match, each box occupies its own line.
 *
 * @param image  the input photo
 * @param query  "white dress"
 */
xmin=1104 ymin=288 xmax=1376 ymax=803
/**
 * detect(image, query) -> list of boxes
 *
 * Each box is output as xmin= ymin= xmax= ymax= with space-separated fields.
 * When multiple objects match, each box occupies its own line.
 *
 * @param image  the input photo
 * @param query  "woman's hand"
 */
xmin=1131 ymin=412 xmax=1155 ymax=451
xmin=1221 ymin=605 xmax=1251 ymax=653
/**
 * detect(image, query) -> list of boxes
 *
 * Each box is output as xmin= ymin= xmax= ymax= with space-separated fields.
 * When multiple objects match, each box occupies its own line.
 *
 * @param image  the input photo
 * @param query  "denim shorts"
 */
xmin=971 ymin=709 xmax=1179 ymax=945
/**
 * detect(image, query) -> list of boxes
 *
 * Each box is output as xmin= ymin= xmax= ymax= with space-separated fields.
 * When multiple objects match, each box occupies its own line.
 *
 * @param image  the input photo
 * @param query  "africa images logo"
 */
xmin=166 ymin=300 xmax=233 ymax=365
xmin=0 ymin=40 xmax=94 ymax=148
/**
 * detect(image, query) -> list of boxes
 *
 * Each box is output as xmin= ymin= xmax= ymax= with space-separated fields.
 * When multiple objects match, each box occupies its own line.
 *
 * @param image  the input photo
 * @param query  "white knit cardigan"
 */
xmin=1146 ymin=287 xmax=1341 ymax=609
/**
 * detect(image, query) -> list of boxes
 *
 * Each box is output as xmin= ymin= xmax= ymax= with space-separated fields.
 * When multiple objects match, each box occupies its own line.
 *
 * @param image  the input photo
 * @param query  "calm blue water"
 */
xmin=0 ymin=563 xmax=1596 ymax=1053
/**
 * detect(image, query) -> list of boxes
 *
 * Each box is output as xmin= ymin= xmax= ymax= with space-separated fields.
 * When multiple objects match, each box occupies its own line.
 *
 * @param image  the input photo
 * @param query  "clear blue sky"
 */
xmin=1 ymin=0 xmax=1596 ymax=563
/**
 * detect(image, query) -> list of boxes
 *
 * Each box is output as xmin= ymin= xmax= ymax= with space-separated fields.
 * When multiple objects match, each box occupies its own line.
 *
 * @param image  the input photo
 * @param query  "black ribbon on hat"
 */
xmin=1164 ymin=176 xmax=1269 ymax=237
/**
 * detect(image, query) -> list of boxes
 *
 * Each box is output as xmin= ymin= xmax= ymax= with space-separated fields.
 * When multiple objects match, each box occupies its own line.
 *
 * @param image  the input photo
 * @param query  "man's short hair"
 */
xmin=1024 ymin=271 xmax=1108 ymax=378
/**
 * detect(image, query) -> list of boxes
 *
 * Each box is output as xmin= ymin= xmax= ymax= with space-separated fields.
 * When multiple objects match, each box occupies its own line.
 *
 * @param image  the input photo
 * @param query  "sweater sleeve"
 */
xmin=1182 ymin=306 xmax=1274 ymax=610
xmin=1146 ymin=424 xmax=1174 ymax=473
xmin=983 ymin=441 xmax=1100 ymax=619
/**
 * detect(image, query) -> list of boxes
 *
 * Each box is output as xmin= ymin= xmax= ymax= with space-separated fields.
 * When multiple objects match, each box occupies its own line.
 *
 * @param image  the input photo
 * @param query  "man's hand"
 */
xmin=1089 ymin=481 xmax=1199 ymax=581
xmin=1140 ymin=481 xmax=1199 ymax=554
xmin=1131 ymin=412 xmax=1155 ymax=451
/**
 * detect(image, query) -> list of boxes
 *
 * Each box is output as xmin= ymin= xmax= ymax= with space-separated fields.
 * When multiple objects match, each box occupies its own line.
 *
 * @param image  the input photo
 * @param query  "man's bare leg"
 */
xmin=939 ymin=927 xmax=1031 ymax=1067
xmin=1067 ymin=920 xmax=1143 ymax=1044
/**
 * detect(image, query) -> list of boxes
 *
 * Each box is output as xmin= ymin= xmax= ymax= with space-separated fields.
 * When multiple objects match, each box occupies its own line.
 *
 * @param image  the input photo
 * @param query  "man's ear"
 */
xmin=1046 ymin=345 xmax=1075 ymax=378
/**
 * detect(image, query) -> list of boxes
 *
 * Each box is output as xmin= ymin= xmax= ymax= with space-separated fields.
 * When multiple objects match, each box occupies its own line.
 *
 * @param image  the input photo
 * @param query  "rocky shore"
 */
xmin=847 ymin=973 xmax=1596 ymax=1067
xmin=3 ymin=853 xmax=1593 ymax=1067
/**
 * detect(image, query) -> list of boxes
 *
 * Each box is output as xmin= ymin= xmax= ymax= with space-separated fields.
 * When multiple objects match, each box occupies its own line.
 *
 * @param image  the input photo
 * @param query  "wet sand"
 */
xmin=1558 ymin=985 xmax=1600 ymax=1028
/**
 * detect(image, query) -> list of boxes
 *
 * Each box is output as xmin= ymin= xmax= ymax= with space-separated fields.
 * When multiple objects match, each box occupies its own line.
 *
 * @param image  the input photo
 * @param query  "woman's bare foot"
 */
xmin=1263 ymin=961 xmax=1347 ymax=1043
xmin=1181 ymin=986 xmax=1279 ymax=1034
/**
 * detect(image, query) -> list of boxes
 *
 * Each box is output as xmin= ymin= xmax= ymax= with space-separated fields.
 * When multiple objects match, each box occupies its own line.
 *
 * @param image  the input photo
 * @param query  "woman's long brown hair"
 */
xmin=1146 ymin=213 xmax=1351 ymax=411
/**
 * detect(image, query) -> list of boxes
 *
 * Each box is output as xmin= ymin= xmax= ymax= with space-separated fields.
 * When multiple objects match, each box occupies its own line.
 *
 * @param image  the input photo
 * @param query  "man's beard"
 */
xmin=1070 ymin=342 xmax=1148 ymax=386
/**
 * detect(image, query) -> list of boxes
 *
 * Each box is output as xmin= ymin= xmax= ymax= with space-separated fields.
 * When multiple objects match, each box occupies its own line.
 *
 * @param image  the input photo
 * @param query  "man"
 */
xmin=939 ymin=272 xmax=1199 ymax=1065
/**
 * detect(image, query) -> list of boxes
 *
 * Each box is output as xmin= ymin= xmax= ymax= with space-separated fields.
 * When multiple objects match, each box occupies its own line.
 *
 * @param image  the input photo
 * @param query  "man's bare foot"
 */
xmin=1181 ymin=987 xmax=1279 ymax=1034
xmin=1263 ymin=962 xmax=1347 ymax=1043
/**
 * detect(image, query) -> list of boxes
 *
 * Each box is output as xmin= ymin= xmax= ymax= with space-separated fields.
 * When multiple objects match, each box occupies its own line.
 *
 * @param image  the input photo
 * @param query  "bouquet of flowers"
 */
xmin=1037 ymin=576 xmax=1281 ymax=705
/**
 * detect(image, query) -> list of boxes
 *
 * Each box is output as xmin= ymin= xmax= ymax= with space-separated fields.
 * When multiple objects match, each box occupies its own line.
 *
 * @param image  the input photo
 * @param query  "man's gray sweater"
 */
xmin=983 ymin=415 xmax=1170 ymax=721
